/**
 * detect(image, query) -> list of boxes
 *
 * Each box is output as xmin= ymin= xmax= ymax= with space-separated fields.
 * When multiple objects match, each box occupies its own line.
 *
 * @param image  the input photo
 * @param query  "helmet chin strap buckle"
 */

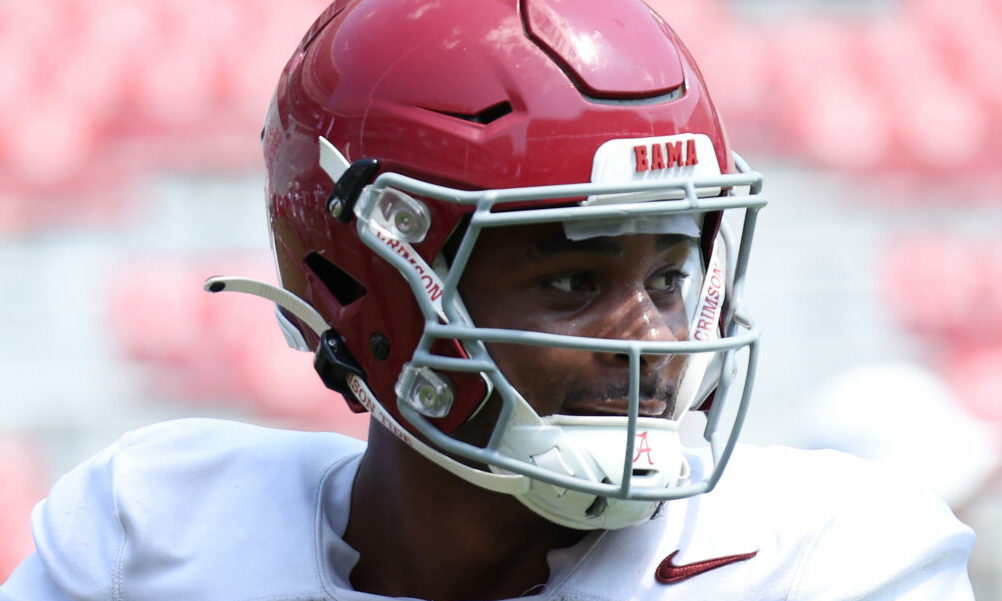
xmin=314 ymin=330 xmax=366 ymax=400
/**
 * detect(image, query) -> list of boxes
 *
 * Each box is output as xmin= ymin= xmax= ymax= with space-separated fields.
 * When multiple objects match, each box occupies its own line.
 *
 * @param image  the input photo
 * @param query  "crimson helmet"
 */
xmin=210 ymin=0 xmax=766 ymax=529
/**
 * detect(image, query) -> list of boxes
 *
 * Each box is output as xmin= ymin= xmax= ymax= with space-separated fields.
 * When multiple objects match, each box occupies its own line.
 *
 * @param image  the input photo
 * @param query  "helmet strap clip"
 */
xmin=314 ymin=329 xmax=367 ymax=410
xmin=327 ymin=158 xmax=380 ymax=222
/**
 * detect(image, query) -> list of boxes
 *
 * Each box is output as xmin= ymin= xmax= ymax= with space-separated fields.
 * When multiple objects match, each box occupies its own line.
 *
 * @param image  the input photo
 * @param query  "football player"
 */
xmin=0 ymin=0 xmax=975 ymax=599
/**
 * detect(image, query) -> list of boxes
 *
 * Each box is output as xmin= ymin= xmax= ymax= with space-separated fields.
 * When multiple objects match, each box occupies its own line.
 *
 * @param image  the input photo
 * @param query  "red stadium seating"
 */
xmin=105 ymin=255 xmax=370 ymax=439
xmin=882 ymin=234 xmax=1002 ymax=441
xmin=4 ymin=0 xmax=1002 ymax=233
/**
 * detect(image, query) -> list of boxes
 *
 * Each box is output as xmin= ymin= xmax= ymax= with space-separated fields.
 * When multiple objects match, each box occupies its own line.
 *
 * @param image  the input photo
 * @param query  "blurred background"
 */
xmin=1 ymin=0 xmax=999 ymax=596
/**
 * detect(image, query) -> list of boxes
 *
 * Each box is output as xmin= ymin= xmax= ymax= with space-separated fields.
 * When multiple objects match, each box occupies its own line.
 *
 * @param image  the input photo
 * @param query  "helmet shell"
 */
xmin=264 ymin=0 xmax=732 ymax=431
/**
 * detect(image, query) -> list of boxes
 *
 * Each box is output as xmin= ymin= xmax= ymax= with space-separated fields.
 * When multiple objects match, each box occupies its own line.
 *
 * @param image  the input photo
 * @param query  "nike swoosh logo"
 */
xmin=655 ymin=549 xmax=758 ymax=584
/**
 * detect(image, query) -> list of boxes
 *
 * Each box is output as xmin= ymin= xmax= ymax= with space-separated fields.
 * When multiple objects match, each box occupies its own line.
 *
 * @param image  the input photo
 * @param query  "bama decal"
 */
xmin=633 ymin=138 xmax=699 ymax=173
xmin=587 ymin=133 xmax=721 ymax=204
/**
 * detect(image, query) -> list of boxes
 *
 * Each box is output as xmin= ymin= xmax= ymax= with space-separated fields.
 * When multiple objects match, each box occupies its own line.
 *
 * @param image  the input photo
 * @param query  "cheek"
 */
xmin=487 ymin=342 xmax=588 ymax=416
xmin=667 ymin=304 xmax=689 ymax=336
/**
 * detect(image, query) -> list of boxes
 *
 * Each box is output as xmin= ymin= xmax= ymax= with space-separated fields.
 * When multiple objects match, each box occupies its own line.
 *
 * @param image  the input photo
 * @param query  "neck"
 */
xmin=344 ymin=422 xmax=586 ymax=601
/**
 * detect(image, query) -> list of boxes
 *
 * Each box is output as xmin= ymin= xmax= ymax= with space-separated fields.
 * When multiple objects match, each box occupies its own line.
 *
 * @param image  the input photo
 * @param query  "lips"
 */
xmin=560 ymin=381 xmax=676 ymax=418
xmin=563 ymin=398 xmax=670 ymax=418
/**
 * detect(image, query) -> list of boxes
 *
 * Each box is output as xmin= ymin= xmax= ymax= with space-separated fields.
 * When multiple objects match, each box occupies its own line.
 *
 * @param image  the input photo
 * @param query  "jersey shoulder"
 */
xmin=697 ymin=444 xmax=975 ymax=600
xmin=550 ymin=444 xmax=974 ymax=601
xmin=718 ymin=443 xmax=962 ymax=525
xmin=24 ymin=418 xmax=365 ymax=601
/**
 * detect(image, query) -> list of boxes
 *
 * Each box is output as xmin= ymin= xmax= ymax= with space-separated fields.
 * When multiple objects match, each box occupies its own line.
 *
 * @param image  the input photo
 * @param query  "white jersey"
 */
xmin=0 ymin=418 xmax=975 ymax=601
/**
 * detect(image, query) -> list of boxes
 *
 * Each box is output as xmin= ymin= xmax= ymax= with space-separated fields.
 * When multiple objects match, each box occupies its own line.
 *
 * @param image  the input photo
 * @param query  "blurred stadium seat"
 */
xmin=0 ymin=0 xmax=331 ymax=232
xmin=882 ymin=234 xmax=1002 ymax=345
xmin=4 ymin=0 xmax=1002 ymax=233
xmin=882 ymin=234 xmax=1002 ymax=449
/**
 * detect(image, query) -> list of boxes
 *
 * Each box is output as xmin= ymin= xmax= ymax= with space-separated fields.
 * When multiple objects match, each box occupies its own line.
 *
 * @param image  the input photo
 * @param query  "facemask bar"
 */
xmin=403 ymin=327 xmax=759 ymax=502
xmin=353 ymin=153 xmax=764 ymax=501
xmin=705 ymin=199 xmax=760 ymax=471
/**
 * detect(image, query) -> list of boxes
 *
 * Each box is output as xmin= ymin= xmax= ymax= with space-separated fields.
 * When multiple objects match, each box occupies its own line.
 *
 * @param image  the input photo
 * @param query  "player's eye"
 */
xmin=648 ymin=269 xmax=687 ymax=294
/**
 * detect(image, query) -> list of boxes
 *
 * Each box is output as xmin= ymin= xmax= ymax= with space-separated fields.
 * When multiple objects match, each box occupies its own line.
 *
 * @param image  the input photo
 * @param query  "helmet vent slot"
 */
xmin=431 ymin=101 xmax=512 ymax=125
xmin=305 ymin=252 xmax=367 ymax=306
xmin=585 ymin=494 xmax=608 ymax=517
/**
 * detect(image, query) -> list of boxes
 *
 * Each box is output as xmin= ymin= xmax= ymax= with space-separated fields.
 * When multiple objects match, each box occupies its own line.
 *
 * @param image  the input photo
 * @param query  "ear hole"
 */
xmin=440 ymin=215 xmax=472 ymax=267
xmin=305 ymin=252 xmax=367 ymax=306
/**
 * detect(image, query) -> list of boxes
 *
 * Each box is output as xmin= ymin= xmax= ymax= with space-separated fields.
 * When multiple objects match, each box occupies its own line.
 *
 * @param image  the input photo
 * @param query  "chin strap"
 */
xmin=203 ymin=275 xmax=530 ymax=496
xmin=346 ymin=372 xmax=530 ymax=494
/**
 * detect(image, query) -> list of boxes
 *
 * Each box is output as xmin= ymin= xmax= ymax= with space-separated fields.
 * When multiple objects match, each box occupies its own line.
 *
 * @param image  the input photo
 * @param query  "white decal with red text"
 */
xmin=692 ymin=245 xmax=725 ymax=342
xmin=371 ymin=229 xmax=447 ymax=321
xmin=633 ymin=138 xmax=699 ymax=172
xmin=587 ymin=133 xmax=722 ymax=204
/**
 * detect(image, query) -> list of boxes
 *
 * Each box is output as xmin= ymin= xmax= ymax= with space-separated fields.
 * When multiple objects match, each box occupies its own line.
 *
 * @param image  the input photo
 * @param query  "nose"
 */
xmin=594 ymin=286 xmax=684 ymax=371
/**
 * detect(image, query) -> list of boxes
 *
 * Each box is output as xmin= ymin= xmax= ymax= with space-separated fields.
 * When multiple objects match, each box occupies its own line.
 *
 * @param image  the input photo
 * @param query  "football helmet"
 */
xmin=210 ymin=0 xmax=766 ymax=529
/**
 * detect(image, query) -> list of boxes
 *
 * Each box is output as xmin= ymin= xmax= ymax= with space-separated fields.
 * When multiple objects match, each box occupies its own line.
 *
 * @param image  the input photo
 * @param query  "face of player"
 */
xmin=458 ymin=223 xmax=693 ymax=419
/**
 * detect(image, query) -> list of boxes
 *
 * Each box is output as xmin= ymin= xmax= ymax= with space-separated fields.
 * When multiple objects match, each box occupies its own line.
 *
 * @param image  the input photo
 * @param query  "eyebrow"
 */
xmin=532 ymin=234 xmax=692 ymax=257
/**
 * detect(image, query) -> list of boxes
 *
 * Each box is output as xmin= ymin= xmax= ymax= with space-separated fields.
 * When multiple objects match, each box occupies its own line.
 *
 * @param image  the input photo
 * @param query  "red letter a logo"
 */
xmin=633 ymin=431 xmax=654 ymax=466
